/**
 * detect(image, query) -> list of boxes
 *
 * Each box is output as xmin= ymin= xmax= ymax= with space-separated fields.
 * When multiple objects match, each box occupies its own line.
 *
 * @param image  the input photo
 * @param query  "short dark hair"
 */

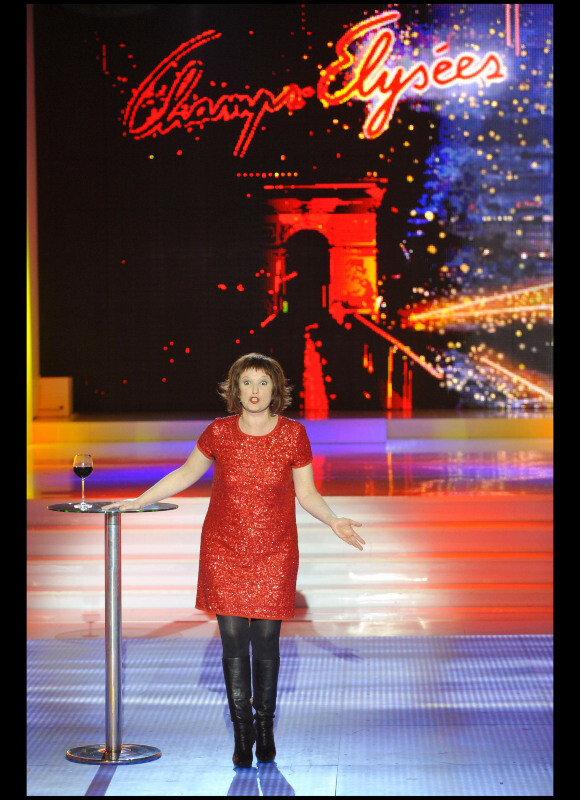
xmin=219 ymin=353 xmax=292 ymax=414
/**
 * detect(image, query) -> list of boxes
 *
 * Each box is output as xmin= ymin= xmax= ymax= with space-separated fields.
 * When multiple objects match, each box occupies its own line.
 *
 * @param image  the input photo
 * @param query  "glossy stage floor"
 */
xmin=27 ymin=411 xmax=553 ymax=796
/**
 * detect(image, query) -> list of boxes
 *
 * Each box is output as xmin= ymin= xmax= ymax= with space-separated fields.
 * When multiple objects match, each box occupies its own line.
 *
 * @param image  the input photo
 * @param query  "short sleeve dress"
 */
xmin=195 ymin=414 xmax=313 ymax=619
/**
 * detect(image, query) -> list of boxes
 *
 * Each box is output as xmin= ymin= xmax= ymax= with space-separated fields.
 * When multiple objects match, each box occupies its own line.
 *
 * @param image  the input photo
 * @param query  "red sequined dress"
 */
xmin=195 ymin=414 xmax=313 ymax=619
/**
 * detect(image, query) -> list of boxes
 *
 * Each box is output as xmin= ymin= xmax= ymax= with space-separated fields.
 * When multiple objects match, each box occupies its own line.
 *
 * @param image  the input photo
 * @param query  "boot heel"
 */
xmin=252 ymin=658 xmax=280 ymax=763
xmin=233 ymin=721 xmax=255 ymax=767
xmin=254 ymin=719 xmax=276 ymax=762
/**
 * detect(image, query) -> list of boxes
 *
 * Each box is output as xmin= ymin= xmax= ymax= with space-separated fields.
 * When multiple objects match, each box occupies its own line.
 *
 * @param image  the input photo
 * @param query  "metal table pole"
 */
xmin=47 ymin=502 xmax=177 ymax=765
xmin=104 ymin=511 xmax=123 ymax=760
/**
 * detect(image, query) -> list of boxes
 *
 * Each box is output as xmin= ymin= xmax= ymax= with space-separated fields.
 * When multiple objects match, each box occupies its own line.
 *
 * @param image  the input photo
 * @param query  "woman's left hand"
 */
xmin=329 ymin=517 xmax=365 ymax=550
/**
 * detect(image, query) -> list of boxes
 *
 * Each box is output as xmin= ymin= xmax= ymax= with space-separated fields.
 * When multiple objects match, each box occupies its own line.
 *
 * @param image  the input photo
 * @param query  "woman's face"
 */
xmin=238 ymin=369 xmax=274 ymax=414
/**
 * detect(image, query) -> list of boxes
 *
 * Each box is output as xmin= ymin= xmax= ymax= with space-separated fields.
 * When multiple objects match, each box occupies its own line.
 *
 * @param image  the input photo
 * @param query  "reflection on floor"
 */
xmin=27 ymin=635 xmax=553 ymax=796
xmin=27 ymin=413 xmax=553 ymax=795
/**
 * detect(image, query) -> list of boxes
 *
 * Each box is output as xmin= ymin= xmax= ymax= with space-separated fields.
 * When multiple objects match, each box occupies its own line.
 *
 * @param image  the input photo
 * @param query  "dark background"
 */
xmin=33 ymin=4 xmax=553 ymax=414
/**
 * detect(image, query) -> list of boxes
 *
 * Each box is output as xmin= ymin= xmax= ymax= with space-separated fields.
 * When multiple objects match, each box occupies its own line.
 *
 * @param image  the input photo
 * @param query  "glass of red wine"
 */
xmin=73 ymin=454 xmax=93 ymax=510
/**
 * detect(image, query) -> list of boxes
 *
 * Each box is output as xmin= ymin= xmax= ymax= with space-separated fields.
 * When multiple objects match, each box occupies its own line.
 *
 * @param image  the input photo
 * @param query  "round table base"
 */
xmin=66 ymin=743 xmax=162 ymax=764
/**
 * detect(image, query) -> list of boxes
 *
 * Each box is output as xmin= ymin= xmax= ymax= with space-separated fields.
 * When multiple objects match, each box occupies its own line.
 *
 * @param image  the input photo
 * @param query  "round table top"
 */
xmin=47 ymin=501 xmax=178 ymax=514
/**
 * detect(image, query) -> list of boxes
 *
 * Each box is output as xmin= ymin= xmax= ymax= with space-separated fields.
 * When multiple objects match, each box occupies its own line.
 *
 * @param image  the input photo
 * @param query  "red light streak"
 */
xmin=405 ymin=283 xmax=553 ymax=328
xmin=260 ymin=312 xmax=277 ymax=328
xmin=303 ymin=332 xmax=328 ymax=411
xmin=353 ymin=313 xmax=444 ymax=379
xmin=477 ymin=356 xmax=554 ymax=402
xmin=410 ymin=304 xmax=552 ymax=324
xmin=505 ymin=4 xmax=521 ymax=56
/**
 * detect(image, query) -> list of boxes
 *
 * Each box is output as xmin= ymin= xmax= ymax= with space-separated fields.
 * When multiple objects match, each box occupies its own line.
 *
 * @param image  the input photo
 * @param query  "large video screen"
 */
xmin=33 ymin=4 xmax=553 ymax=414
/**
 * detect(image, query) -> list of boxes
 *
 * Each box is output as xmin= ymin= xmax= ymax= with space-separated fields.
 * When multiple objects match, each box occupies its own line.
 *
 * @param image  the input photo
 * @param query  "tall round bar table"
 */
xmin=47 ymin=501 xmax=178 ymax=765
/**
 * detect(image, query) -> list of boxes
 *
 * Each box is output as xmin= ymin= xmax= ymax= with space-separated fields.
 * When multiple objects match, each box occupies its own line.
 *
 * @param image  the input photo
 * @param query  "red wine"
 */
xmin=73 ymin=466 xmax=93 ymax=479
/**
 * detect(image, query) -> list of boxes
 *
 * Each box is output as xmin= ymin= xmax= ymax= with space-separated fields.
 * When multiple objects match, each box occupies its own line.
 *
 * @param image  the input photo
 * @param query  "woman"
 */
xmin=104 ymin=353 xmax=365 ymax=767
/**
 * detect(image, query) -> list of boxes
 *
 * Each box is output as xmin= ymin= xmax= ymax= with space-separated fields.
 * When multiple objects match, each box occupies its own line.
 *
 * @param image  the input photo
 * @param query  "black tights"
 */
xmin=217 ymin=614 xmax=281 ymax=660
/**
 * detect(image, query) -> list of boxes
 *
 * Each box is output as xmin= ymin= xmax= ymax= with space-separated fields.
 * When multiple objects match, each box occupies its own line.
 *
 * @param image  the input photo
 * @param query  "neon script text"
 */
xmin=123 ymin=11 xmax=508 ymax=154
xmin=318 ymin=10 xmax=508 ymax=139
xmin=123 ymin=30 xmax=314 ymax=157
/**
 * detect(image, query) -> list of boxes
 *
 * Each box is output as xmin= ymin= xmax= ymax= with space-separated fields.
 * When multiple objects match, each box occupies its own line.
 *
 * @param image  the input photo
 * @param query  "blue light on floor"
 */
xmin=27 ymin=635 xmax=553 ymax=796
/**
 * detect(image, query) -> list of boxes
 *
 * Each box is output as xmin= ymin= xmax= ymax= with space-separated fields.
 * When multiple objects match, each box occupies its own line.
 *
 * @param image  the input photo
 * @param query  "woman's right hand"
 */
xmin=101 ymin=499 xmax=144 ymax=512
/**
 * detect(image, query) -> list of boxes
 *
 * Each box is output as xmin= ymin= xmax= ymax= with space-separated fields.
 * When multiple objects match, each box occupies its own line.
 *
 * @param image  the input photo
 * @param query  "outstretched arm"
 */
xmin=102 ymin=445 xmax=214 ymax=511
xmin=292 ymin=462 xmax=365 ymax=551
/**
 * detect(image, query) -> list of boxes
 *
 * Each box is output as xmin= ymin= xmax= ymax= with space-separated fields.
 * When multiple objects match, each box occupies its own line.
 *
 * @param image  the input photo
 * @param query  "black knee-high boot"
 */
xmin=222 ymin=657 xmax=255 ymax=767
xmin=252 ymin=657 xmax=280 ymax=762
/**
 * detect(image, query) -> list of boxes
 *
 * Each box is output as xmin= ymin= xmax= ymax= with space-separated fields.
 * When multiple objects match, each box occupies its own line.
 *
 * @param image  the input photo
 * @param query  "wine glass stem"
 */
xmin=82 ymin=478 xmax=85 ymax=505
